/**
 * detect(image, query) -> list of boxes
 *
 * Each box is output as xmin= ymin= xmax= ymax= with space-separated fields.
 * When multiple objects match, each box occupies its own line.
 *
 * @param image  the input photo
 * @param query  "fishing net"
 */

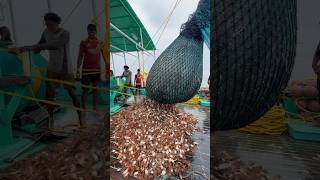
xmin=146 ymin=0 xmax=210 ymax=104
xmin=212 ymin=0 xmax=297 ymax=130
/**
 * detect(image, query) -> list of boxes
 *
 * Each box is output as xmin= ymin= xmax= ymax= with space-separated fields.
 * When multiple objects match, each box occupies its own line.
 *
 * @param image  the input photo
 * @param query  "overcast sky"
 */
xmin=111 ymin=0 xmax=210 ymax=87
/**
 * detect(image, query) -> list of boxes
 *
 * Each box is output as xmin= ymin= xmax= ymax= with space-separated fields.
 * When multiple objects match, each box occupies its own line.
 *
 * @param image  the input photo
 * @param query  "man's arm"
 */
xmin=313 ymin=41 xmax=320 ymax=73
xmin=33 ymin=33 xmax=47 ymax=53
xmin=21 ymin=31 xmax=69 ymax=52
xmin=77 ymin=41 xmax=85 ymax=70
xmin=37 ymin=30 xmax=69 ymax=50
xmin=19 ymin=33 xmax=46 ymax=53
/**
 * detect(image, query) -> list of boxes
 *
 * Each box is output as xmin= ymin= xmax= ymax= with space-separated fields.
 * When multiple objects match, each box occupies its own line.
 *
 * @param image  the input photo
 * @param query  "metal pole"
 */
xmin=123 ymin=52 xmax=127 ymax=65
xmin=111 ymin=53 xmax=115 ymax=74
xmin=137 ymin=51 xmax=141 ymax=69
xmin=91 ymin=0 xmax=99 ymax=36
xmin=92 ymin=0 xmax=97 ymax=18
xmin=7 ymin=0 xmax=17 ymax=44
xmin=140 ymin=28 xmax=145 ymax=81
xmin=110 ymin=23 xmax=153 ymax=57
xmin=140 ymin=28 xmax=144 ymax=48
xmin=110 ymin=45 xmax=138 ymax=58
xmin=47 ymin=0 xmax=52 ymax=12
xmin=123 ymin=37 xmax=127 ymax=52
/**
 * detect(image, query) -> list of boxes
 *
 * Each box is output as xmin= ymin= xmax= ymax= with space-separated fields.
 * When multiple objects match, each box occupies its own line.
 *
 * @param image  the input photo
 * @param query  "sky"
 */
xmin=111 ymin=0 xmax=210 ymax=87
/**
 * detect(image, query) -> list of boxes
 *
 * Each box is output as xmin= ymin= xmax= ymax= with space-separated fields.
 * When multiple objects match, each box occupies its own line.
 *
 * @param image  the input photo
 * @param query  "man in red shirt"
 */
xmin=77 ymin=24 xmax=105 ymax=111
xmin=134 ymin=69 xmax=143 ymax=95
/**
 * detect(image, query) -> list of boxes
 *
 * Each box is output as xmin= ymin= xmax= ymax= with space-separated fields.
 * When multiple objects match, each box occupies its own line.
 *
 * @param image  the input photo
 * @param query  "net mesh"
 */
xmin=146 ymin=35 xmax=203 ymax=104
xmin=212 ymin=0 xmax=297 ymax=130
xmin=146 ymin=0 xmax=209 ymax=104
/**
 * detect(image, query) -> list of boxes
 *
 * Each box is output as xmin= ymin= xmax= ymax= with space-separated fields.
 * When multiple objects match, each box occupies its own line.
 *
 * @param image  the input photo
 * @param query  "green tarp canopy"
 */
xmin=110 ymin=0 xmax=156 ymax=53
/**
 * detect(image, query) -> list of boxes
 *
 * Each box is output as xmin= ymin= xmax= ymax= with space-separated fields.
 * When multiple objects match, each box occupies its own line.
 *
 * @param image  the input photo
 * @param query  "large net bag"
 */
xmin=146 ymin=0 xmax=210 ymax=104
xmin=212 ymin=0 xmax=297 ymax=130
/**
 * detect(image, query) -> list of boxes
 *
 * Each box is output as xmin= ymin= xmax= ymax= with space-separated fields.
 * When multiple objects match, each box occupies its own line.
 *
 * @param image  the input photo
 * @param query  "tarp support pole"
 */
xmin=7 ymin=0 xmax=17 ymax=44
xmin=140 ymin=28 xmax=145 ymax=82
xmin=111 ymin=53 xmax=115 ymax=74
xmin=92 ymin=0 xmax=97 ymax=18
xmin=110 ymin=45 xmax=137 ymax=58
xmin=110 ymin=23 xmax=153 ymax=57
xmin=92 ymin=0 xmax=100 ymax=36
xmin=137 ymin=51 xmax=141 ymax=69
xmin=47 ymin=0 xmax=52 ymax=12
xmin=123 ymin=52 xmax=127 ymax=65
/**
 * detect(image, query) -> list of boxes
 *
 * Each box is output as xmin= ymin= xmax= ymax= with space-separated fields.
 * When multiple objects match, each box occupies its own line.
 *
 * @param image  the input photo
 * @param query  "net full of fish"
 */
xmin=111 ymin=100 xmax=198 ymax=179
xmin=212 ymin=0 xmax=297 ymax=130
xmin=146 ymin=0 xmax=210 ymax=104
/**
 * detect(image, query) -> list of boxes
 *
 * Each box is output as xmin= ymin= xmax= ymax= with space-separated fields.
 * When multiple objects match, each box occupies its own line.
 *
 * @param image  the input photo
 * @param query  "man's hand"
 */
xmin=19 ymin=46 xmax=34 ymax=52
xmin=8 ymin=47 xmax=20 ymax=54
xmin=75 ymin=70 xmax=81 ymax=81
xmin=19 ymin=45 xmax=43 ymax=53
xmin=313 ymin=62 xmax=320 ymax=75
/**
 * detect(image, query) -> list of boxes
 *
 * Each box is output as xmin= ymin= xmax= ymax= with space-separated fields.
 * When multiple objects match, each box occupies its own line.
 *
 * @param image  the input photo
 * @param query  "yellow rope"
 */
xmin=239 ymin=106 xmax=287 ymax=135
xmin=3 ymin=71 xmax=139 ymax=97
xmin=0 ymin=87 xmax=107 ymax=133
xmin=155 ymin=0 xmax=182 ymax=46
xmin=145 ymin=0 xmax=182 ymax=48
xmin=61 ymin=0 xmax=84 ymax=26
xmin=38 ymin=68 xmax=142 ymax=91
xmin=1 ymin=81 xmax=107 ymax=133
xmin=0 ymin=89 xmax=100 ymax=114
xmin=185 ymin=95 xmax=200 ymax=105
xmin=35 ymin=75 xmax=136 ymax=97
xmin=28 ymin=84 xmax=81 ymax=132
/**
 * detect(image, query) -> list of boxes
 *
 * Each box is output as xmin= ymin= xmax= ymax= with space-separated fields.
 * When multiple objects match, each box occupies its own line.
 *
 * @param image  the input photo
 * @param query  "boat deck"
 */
xmin=0 ymin=98 xmax=107 ymax=170
xmin=215 ymin=130 xmax=320 ymax=180
xmin=110 ymin=103 xmax=211 ymax=179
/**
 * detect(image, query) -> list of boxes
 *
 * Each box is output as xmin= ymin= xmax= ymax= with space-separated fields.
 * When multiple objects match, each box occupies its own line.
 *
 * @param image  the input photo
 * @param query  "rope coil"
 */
xmin=239 ymin=106 xmax=287 ymax=135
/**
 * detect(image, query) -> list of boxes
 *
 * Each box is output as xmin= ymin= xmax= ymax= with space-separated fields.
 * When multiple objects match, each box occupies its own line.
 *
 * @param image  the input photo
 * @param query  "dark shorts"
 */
xmin=81 ymin=72 xmax=100 ymax=90
xmin=46 ymin=71 xmax=75 ymax=91
xmin=136 ymin=85 xmax=142 ymax=88
xmin=81 ymin=73 xmax=100 ymax=84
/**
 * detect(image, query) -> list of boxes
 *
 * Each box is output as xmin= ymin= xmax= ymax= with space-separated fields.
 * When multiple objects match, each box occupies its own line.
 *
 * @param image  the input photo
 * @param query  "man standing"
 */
xmin=77 ymin=24 xmax=106 ymax=111
xmin=134 ymin=69 xmax=142 ymax=95
xmin=122 ymin=65 xmax=132 ymax=86
xmin=20 ymin=12 xmax=83 ymax=129
xmin=120 ymin=65 xmax=132 ymax=104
